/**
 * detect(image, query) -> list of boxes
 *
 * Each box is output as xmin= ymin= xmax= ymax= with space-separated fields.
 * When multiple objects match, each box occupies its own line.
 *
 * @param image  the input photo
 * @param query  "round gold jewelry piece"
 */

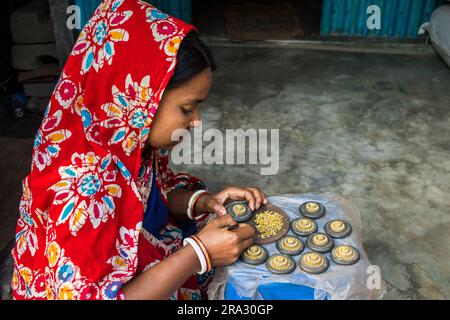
xmin=305 ymin=202 xmax=319 ymax=213
xmin=299 ymin=201 xmax=326 ymax=219
xmin=291 ymin=218 xmax=317 ymax=237
xmin=240 ymin=245 xmax=268 ymax=265
xmin=225 ymin=201 xmax=253 ymax=223
xmin=299 ymin=252 xmax=329 ymax=274
xmin=331 ymin=245 xmax=360 ymax=265
xmin=232 ymin=204 xmax=246 ymax=216
xmin=324 ymin=219 xmax=352 ymax=239
xmin=276 ymin=235 xmax=304 ymax=256
xmin=266 ymin=254 xmax=296 ymax=274
xmin=306 ymin=233 xmax=335 ymax=253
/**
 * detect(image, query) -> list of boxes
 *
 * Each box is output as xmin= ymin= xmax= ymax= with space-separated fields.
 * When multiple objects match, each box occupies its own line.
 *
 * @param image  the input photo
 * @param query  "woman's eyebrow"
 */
xmin=185 ymin=97 xmax=207 ymax=104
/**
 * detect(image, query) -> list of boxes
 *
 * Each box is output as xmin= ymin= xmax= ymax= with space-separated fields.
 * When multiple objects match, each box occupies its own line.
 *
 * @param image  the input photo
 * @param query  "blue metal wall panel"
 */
xmin=320 ymin=0 xmax=445 ymax=38
xmin=74 ymin=0 xmax=192 ymax=30
xmin=152 ymin=0 xmax=192 ymax=24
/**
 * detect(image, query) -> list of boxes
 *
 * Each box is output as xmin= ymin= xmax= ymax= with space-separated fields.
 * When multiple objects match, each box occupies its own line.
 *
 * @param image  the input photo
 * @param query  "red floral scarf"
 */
xmin=12 ymin=0 xmax=207 ymax=300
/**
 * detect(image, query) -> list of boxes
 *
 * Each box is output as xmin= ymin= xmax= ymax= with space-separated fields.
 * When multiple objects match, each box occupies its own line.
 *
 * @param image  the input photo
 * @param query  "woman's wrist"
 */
xmin=122 ymin=243 xmax=203 ymax=300
xmin=181 ymin=240 xmax=202 ymax=273
xmin=194 ymin=192 xmax=211 ymax=215
xmin=186 ymin=190 xmax=210 ymax=220
xmin=183 ymin=236 xmax=212 ymax=274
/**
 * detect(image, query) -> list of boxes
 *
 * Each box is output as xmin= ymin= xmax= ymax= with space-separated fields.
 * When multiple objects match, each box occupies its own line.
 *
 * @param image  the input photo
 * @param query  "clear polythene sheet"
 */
xmin=207 ymin=193 xmax=386 ymax=300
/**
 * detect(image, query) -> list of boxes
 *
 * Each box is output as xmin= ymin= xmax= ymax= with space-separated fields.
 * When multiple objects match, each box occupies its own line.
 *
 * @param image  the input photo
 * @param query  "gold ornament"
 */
xmin=325 ymin=220 xmax=352 ymax=239
xmin=330 ymin=221 xmax=345 ymax=232
xmin=225 ymin=201 xmax=253 ymax=223
xmin=299 ymin=201 xmax=326 ymax=219
xmin=232 ymin=204 xmax=246 ymax=216
xmin=299 ymin=252 xmax=329 ymax=274
xmin=276 ymin=236 xmax=304 ymax=256
xmin=291 ymin=218 xmax=317 ymax=237
xmin=305 ymin=202 xmax=319 ymax=213
xmin=302 ymin=252 xmax=326 ymax=268
xmin=306 ymin=233 xmax=335 ymax=253
xmin=266 ymin=254 xmax=295 ymax=274
xmin=331 ymin=245 xmax=360 ymax=265
xmin=240 ymin=245 xmax=268 ymax=265
xmin=312 ymin=234 xmax=329 ymax=246
xmin=244 ymin=246 xmax=263 ymax=259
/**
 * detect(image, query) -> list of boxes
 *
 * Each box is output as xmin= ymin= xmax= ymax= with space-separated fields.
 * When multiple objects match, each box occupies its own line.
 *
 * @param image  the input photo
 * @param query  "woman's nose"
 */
xmin=189 ymin=111 xmax=201 ymax=128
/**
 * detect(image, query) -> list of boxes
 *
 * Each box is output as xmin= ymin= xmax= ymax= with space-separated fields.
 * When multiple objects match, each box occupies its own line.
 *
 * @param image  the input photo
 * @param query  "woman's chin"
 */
xmin=161 ymin=140 xmax=182 ymax=150
xmin=146 ymin=139 xmax=181 ymax=150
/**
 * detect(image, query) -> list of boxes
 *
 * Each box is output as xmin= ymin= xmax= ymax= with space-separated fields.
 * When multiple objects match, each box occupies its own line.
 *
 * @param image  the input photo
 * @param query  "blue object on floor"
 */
xmin=225 ymin=282 xmax=324 ymax=300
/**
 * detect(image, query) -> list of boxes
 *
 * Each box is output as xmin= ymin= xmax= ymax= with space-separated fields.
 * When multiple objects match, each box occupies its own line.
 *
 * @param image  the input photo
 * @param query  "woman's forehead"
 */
xmin=176 ymin=69 xmax=213 ymax=100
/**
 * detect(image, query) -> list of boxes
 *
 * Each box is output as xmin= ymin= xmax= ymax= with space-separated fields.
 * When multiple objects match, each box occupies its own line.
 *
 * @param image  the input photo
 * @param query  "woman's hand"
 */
xmin=196 ymin=186 xmax=269 ymax=216
xmin=196 ymin=214 xmax=255 ymax=266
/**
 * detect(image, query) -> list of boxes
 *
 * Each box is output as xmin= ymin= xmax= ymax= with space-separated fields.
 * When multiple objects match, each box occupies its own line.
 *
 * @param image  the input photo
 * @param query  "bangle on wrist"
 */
xmin=192 ymin=192 xmax=210 ymax=220
xmin=191 ymin=235 xmax=212 ymax=272
xmin=183 ymin=237 xmax=208 ymax=274
xmin=187 ymin=190 xmax=209 ymax=220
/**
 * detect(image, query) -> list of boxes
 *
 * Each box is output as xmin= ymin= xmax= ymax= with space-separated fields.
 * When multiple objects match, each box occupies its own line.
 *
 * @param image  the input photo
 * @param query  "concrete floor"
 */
xmin=1 ymin=44 xmax=449 ymax=299
xmin=172 ymin=44 xmax=450 ymax=299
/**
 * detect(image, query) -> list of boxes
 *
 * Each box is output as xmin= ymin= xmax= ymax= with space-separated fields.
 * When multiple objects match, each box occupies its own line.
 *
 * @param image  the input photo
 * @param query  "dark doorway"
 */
xmin=192 ymin=0 xmax=322 ymax=41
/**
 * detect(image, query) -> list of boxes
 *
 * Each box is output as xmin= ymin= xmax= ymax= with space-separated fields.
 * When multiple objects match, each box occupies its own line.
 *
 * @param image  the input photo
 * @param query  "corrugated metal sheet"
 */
xmin=74 ymin=0 xmax=192 ymax=29
xmin=150 ymin=0 xmax=192 ymax=24
xmin=74 ymin=0 xmax=100 ymax=28
xmin=320 ymin=0 xmax=446 ymax=38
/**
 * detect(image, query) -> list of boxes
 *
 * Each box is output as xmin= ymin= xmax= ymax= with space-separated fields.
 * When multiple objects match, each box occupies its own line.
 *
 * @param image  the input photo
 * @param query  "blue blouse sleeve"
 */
xmin=142 ymin=163 xmax=169 ymax=239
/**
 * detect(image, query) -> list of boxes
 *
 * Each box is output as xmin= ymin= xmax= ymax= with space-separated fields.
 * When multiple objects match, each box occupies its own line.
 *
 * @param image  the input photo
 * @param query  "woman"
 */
xmin=11 ymin=0 xmax=267 ymax=300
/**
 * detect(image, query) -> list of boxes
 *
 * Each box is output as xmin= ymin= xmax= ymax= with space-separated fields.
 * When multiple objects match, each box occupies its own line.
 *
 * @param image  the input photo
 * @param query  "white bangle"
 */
xmin=183 ymin=237 xmax=208 ymax=274
xmin=187 ymin=190 xmax=208 ymax=220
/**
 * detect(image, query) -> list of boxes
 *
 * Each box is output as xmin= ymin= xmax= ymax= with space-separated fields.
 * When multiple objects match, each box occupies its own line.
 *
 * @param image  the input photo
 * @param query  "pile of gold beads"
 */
xmin=254 ymin=210 xmax=284 ymax=239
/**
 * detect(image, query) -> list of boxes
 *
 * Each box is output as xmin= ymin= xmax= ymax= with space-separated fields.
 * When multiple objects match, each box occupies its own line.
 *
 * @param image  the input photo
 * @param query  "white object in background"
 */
xmin=426 ymin=5 xmax=450 ymax=67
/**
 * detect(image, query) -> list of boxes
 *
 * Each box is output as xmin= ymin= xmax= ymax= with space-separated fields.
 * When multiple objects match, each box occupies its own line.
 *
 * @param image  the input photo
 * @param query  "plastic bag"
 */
xmin=426 ymin=4 xmax=450 ymax=67
xmin=207 ymin=193 xmax=386 ymax=300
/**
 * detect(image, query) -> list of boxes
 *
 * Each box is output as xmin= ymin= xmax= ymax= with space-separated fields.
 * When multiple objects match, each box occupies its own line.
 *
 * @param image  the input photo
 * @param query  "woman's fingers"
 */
xmin=215 ymin=187 xmax=254 ymax=210
xmin=232 ymin=223 xmax=256 ymax=240
xmin=213 ymin=213 xmax=237 ymax=228
xmin=237 ymin=238 xmax=254 ymax=252
xmin=241 ymin=190 xmax=256 ymax=211
xmin=245 ymin=187 xmax=267 ymax=209
xmin=217 ymin=187 xmax=269 ymax=211
xmin=208 ymin=198 xmax=227 ymax=215
xmin=226 ymin=188 xmax=257 ymax=210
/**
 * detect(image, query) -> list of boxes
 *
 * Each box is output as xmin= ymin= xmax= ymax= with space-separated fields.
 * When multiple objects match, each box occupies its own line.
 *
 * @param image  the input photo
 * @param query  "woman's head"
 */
xmin=167 ymin=31 xmax=217 ymax=89
xmin=148 ymin=31 xmax=216 ymax=150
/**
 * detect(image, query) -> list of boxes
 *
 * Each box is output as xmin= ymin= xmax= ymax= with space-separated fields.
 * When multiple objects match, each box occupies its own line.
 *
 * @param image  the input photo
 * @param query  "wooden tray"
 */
xmin=249 ymin=204 xmax=290 ymax=245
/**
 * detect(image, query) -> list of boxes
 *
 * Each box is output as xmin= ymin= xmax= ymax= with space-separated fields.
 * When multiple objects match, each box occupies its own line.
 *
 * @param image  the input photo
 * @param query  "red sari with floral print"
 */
xmin=11 ymin=0 xmax=209 ymax=300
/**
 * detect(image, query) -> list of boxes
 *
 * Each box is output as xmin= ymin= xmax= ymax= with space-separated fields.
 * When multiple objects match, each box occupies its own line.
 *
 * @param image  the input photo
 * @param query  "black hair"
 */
xmin=167 ymin=31 xmax=217 ymax=89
